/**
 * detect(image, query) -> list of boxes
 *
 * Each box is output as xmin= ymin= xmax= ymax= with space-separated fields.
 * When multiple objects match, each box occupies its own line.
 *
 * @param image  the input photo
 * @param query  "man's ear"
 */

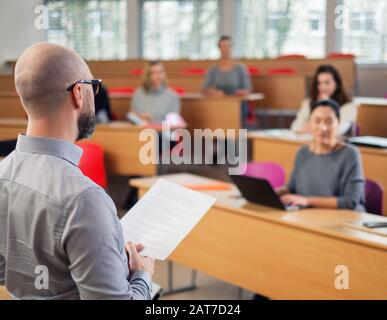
xmin=70 ymin=84 xmax=84 ymax=111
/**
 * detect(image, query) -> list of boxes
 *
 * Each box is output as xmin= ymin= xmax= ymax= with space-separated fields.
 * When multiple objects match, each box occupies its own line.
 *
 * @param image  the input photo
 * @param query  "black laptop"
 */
xmin=347 ymin=136 xmax=387 ymax=149
xmin=230 ymin=174 xmax=301 ymax=211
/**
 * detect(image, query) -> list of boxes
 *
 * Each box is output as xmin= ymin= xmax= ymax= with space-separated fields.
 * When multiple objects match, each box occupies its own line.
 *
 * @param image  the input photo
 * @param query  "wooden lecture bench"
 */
xmin=2 ymin=56 xmax=355 ymax=110
xmin=130 ymin=173 xmax=387 ymax=300
xmin=6 ymin=57 xmax=354 ymax=91
xmin=0 ymin=92 xmax=265 ymax=131
xmin=110 ymin=92 xmax=264 ymax=131
xmin=0 ymin=119 xmax=159 ymax=176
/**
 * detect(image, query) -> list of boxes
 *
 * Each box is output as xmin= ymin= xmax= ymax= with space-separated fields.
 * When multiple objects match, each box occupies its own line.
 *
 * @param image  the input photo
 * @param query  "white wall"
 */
xmin=0 ymin=0 xmax=46 ymax=73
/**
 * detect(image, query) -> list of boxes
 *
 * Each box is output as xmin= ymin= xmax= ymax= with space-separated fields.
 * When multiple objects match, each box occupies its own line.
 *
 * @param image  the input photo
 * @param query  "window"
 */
xmin=309 ymin=10 xmax=324 ymax=33
xmin=46 ymin=0 xmax=127 ymax=60
xmin=335 ymin=0 xmax=387 ymax=63
xmin=140 ymin=0 xmax=221 ymax=60
xmin=236 ymin=0 xmax=326 ymax=58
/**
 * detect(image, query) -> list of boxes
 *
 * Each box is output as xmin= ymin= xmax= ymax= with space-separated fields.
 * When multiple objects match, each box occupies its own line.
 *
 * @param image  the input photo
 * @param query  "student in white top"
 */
xmin=291 ymin=65 xmax=357 ymax=136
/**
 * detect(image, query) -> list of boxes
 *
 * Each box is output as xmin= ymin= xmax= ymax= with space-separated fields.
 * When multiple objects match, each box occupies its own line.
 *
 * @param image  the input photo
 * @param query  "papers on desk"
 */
xmin=347 ymin=136 xmax=387 ymax=149
xmin=120 ymin=179 xmax=216 ymax=260
xmin=342 ymin=221 xmax=387 ymax=237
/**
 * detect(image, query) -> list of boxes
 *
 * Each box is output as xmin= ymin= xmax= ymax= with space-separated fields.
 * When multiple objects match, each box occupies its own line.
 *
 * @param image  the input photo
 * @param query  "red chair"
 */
xmin=267 ymin=68 xmax=297 ymax=76
xmin=108 ymin=86 xmax=135 ymax=96
xmin=130 ymin=69 xmax=144 ymax=76
xmin=248 ymin=66 xmax=260 ymax=76
xmin=327 ymin=52 xmax=355 ymax=59
xmin=170 ymin=86 xmax=186 ymax=96
xmin=365 ymin=179 xmax=384 ymax=215
xmin=181 ymin=68 xmax=206 ymax=76
xmin=76 ymin=142 xmax=108 ymax=189
xmin=277 ymin=54 xmax=306 ymax=60
xmin=242 ymin=161 xmax=286 ymax=189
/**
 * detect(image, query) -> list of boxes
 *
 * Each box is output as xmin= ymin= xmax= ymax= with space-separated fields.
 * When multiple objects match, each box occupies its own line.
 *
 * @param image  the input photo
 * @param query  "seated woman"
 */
xmin=202 ymin=35 xmax=252 ymax=97
xmin=129 ymin=60 xmax=181 ymax=124
xmin=291 ymin=65 xmax=357 ymax=136
xmin=281 ymin=99 xmax=366 ymax=212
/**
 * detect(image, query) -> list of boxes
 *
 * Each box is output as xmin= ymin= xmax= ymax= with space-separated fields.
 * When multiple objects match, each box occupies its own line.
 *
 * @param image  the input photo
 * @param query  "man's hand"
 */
xmin=125 ymin=242 xmax=155 ymax=276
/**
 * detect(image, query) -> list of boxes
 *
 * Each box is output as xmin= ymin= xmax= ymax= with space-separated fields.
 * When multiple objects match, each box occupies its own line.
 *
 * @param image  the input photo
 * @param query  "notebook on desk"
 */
xmin=347 ymin=136 xmax=387 ymax=149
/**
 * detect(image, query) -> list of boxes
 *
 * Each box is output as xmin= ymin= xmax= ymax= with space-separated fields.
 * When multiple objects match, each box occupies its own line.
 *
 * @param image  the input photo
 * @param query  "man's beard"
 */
xmin=76 ymin=108 xmax=96 ymax=141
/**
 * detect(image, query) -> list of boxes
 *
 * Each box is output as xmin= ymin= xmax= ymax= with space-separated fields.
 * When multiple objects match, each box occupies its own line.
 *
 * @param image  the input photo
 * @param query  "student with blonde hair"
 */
xmin=129 ymin=60 xmax=181 ymax=124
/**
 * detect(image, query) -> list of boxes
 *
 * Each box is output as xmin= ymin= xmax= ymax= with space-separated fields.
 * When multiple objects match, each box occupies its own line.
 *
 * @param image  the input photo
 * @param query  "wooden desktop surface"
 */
xmin=129 ymin=173 xmax=387 ymax=300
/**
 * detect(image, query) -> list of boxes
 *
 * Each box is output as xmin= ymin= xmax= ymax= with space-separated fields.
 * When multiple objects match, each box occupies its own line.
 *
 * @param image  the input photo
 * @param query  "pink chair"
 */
xmin=365 ymin=179 xmax=384 ymax=215
xmin=243 ymin=161 xmax=286 ymax=189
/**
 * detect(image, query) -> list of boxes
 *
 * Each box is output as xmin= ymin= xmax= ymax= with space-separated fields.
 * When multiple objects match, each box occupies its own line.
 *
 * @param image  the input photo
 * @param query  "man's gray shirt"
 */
xmin=0 ymin=135 xmax=151 ymax=299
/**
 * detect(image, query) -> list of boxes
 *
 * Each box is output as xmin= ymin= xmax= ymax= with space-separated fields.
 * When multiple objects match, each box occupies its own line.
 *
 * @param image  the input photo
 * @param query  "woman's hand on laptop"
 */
xmin=281 ymin=194 xmax=309 ymax=207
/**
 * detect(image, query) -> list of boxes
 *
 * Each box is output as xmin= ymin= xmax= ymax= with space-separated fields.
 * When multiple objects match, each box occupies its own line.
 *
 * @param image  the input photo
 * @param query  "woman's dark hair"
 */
xmin=218 ymin=35 xmax=232 ymax=47
xmin=311 ymin=99 xmax=341 ymax=121
xmin=310 ymin=65 xmax=351 ymax=108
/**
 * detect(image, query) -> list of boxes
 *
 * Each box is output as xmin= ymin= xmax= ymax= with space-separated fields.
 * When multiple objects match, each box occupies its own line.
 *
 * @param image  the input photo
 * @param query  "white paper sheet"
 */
xmin=120 ymin=178 xmax=216 ymax=260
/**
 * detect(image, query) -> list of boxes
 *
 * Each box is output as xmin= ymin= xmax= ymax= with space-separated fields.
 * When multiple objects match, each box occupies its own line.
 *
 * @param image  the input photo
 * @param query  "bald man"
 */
xmin=0 ymin=43 xmax=154 ymax=300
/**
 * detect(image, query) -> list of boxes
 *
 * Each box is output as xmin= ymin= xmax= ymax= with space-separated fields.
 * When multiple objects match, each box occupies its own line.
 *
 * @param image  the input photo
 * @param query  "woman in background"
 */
xmin=281 ymin=99 xmax=365 ymax=212
xmin=202 ymin=35 xmax=252 ymax=97
xmin=130 ymin=60 xmax=181 ymax=124
xmin=291 ymin=65 xmax=357 ymax=136
xmin=95 ymin=84 xmax=113 ymax=123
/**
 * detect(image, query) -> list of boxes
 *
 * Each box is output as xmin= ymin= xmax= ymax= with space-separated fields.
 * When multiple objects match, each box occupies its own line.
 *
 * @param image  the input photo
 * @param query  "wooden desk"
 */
xmin=0 ymin=75 xmax=15 ymax=91
xmin=0 ymin=119 xmax=158 ymax=176
xmin=110 ymin=93 xmax=264 ymax=131
xmin=248 ymin=131 xmax=387 ymax=215
xmin=130 ymin=173 xmax=387 ymax=300
xmin=354 ymin=97 xmax=387 ymax=137
xmin=181 ymin=93 xmax=264 ymax=132
xmin=0 ymin=92 xmax=25 ymax=118
xmin=0 ymin=286 xmax=11 ymax=300
xmin=252 ymin=75 xmax=306 ymax=109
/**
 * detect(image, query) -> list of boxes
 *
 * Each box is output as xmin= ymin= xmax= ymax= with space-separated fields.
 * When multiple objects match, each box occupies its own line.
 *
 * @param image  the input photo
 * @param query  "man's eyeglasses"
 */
xmin=66 ymin=79 xmax=102 ymax=95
